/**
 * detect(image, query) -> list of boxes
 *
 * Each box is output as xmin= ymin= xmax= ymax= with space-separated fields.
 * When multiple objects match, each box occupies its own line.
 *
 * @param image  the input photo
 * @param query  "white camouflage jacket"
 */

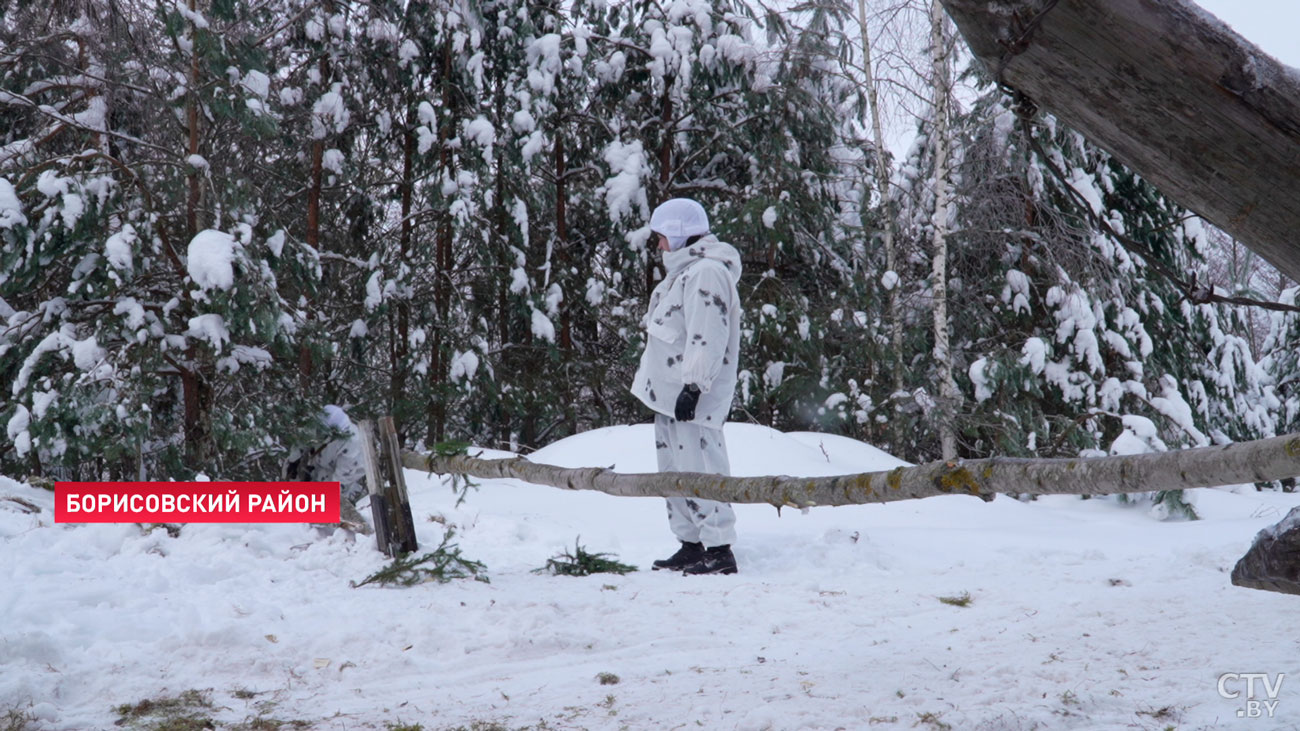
xmin=630 ymin=235 xmax=743 ymax=426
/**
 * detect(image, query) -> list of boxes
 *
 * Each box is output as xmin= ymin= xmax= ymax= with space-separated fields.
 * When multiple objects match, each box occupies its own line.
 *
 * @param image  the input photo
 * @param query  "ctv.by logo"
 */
xmin=1217 ymin=672 xmax=1286 ymax=719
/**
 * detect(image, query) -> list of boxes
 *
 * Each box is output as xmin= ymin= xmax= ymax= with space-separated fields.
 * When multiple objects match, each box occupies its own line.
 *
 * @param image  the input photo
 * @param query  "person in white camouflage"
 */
xmin=631 ymin=198 xmax=743 ymax=575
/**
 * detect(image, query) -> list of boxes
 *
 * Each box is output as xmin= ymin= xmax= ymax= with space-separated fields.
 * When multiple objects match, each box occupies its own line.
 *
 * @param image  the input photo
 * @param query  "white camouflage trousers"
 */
xmin=655 ymin=413 xmax=737 ymax=549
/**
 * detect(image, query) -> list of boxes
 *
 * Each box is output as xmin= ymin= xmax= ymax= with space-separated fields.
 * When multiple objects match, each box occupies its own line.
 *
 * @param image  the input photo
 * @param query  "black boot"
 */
xmin=652 ymin=541 xmax=704 ymax=571
xmin=682 ymin=544 xmax=738 ymax=575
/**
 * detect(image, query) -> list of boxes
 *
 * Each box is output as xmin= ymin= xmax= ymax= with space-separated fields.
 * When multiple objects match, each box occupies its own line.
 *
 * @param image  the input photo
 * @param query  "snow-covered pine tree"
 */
xmin=480 ymin=0 xmax=593 ymax=449
xmin=0 ymin=1 xmax=333 ymax=479
xmin=577 ymin=0 xmax=873 ymax=433
xmin=332 ymin=0 xmax=496 ymax=448
xmin=732 ymin=3 xmax=886 ymax=434
xmin=349 ymin=0 xmax=433 ymax=437
xmin=584 ymin=0 xmax=775 ymax=414
xmin=919 ymin=74 xmax=1278 ymax=516
xmin=1261 ymin=287 xmax=1299 ymax=467
xmin=311 ymin=0 xmax=477 ymax=445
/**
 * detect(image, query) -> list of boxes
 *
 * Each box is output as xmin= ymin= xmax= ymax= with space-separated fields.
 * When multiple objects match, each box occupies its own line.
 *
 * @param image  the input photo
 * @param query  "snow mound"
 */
xmin=527 ymin=422 xmax=908 ymax=478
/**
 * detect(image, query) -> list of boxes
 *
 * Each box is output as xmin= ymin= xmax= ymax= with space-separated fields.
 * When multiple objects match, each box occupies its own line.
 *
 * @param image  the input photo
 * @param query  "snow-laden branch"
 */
xmin=403 ymin=433 xmax=1300 ymax=508
xmin=0 ymin=89 xmax=174 ymax=156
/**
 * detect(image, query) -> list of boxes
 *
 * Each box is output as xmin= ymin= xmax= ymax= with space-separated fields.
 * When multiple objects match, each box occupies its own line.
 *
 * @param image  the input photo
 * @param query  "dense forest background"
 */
xmin=1 ymin=0 xmax=1296 ymax=505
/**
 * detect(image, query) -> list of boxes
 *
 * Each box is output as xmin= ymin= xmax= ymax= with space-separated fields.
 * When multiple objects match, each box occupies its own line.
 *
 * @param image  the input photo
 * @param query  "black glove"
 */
xmin=675 ymin=384 xmax=701 ymax=421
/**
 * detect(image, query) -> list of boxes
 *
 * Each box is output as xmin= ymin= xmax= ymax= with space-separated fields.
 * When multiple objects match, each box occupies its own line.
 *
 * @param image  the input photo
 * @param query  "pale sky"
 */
xmin=1192 ymin=1 xmax=1300 ymax=67
xmin=874 ymin=1 xmax=1300 ymax=156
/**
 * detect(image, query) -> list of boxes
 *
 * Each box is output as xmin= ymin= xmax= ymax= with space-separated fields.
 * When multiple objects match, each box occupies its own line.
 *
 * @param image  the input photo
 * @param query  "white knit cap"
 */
xmin=650 ymin=198 xmax=710 ymax=251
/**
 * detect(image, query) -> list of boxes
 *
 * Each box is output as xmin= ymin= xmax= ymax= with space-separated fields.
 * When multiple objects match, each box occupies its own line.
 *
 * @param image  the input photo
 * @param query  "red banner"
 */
xmin=54 ymin=482 xmax=341 ymax=524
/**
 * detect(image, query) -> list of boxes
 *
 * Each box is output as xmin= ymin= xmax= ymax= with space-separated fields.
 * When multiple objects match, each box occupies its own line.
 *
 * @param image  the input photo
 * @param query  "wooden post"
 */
xmin=358 ymin=420 xmax=392 ymax=556
xmin=358 ymin=417 xmax=419 ymax=556
xmin=379 ymin=417 xmax=418 ymax=554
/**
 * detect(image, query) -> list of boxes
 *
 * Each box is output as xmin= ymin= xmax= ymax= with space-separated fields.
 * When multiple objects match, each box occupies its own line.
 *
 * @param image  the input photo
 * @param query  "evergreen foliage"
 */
xmin=1263 ymin=287 xmax=1300 ymax=440
xmin=881 ymin=71 xmax=1281 ymax=512
xmin=352 ymin=527 xmax=488 ymax=587
xmin=533 ymin=538 xmax=637 ymax=577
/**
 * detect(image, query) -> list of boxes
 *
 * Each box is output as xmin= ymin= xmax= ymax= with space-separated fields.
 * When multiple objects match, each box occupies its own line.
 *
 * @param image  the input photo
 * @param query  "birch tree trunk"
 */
xmin=402 ymin=434 xmax=1300 ymax=509
xmin=927 ymin=0 xmax=960 ymax=460
xmin=856 ymin=0 xmax=904 ymax=393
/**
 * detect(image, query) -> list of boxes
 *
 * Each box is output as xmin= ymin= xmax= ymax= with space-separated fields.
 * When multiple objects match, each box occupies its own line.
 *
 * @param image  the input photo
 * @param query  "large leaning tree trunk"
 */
xmin=402 ymin=433 xmax=1300 ymax=509
xmin=937 ymin=0 xmax=1300 ymax=284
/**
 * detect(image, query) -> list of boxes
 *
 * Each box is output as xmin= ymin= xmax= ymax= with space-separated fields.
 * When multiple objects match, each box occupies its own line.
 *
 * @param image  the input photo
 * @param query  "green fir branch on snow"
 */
xmin=534 ymin=538 xmax=637 ymax=577
xmin=352 ymin=528 xmax=489 ymax=588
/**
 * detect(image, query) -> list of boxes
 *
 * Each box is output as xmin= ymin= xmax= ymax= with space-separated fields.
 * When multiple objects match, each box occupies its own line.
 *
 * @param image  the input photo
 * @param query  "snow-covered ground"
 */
xmin=3 ymin=424 xmax=1298 ymax=730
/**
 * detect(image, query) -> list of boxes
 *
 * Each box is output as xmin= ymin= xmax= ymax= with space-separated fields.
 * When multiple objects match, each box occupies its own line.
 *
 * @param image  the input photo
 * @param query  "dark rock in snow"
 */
xmin=1232 ymin=507 xmax=1300 ymax=596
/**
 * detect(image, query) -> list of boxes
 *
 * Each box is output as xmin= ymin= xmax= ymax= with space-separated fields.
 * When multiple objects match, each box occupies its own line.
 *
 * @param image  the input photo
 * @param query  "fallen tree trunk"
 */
xmin=402 ymin=433 xmax=1300 ymax=508
xmin=939 ymin=0 xmax=1300 ymax=284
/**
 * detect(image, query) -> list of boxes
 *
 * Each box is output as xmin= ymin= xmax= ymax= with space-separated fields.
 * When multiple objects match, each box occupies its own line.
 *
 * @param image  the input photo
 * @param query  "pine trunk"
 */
xmin=301 ymin=25 xmax=331 ymax=392
xmin=554 ymin=130 xmax=576 ymax=435
xmin=650 ymin=83 xmax=674 ymax=293
xmin=493 ymin=119 xmax=511 ymax=448
xmin=181 ymin=0 xmax=210 ymax=463
xmin=392 ymin=106 xmax=414 ymax=427
xmin=185 ymin=0 xmax=202 ymax=237
xmin=181 ymin=361 xmax=212 ymax=464
xmin=427 ymin=41 xmax=455 ymax=444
